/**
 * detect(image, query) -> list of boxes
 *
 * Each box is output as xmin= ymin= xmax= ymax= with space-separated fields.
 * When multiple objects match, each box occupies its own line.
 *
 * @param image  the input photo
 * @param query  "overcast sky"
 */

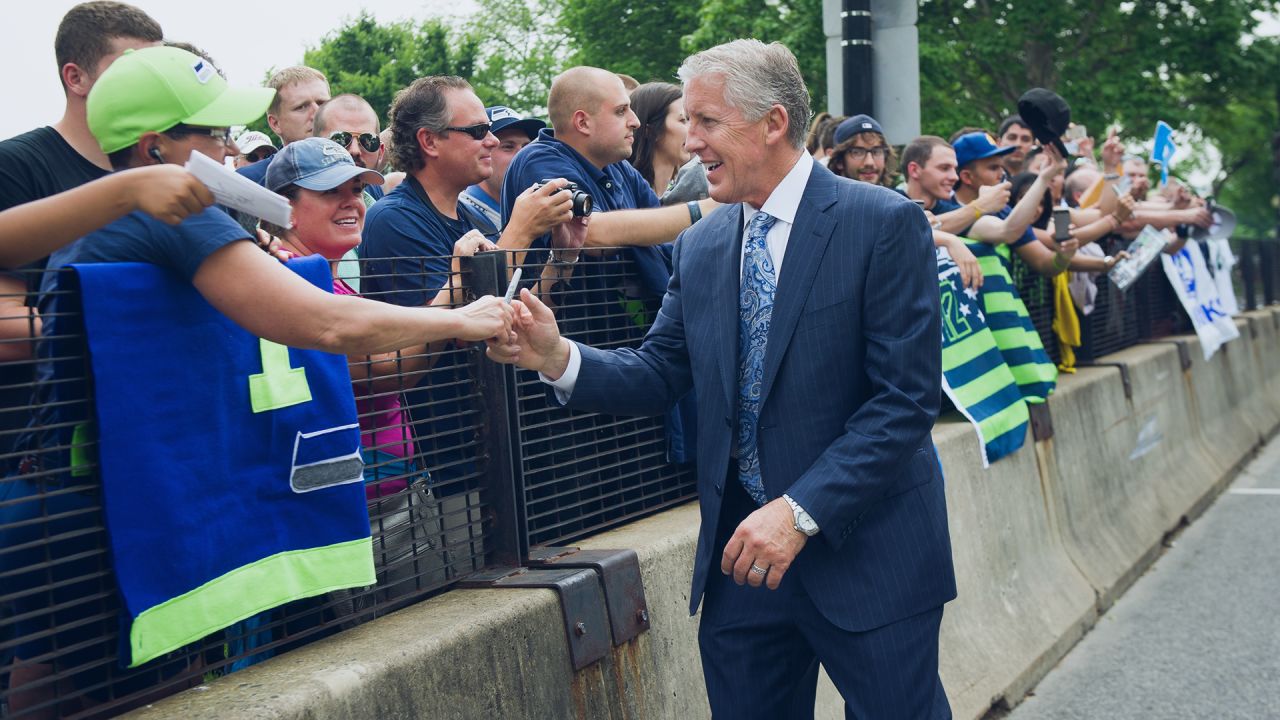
xmin=0 ymin=0 xmax=470 ymax=140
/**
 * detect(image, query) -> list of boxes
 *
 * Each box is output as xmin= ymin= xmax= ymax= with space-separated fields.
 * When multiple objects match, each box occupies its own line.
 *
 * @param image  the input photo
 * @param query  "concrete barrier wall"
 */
xmin=126 ymin=318 xmax=1280 ymax=720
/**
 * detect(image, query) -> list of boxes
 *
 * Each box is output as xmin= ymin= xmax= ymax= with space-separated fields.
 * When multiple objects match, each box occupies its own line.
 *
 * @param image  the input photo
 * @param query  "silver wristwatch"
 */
xmin=782 ymin=494 xmax=819 ymax=536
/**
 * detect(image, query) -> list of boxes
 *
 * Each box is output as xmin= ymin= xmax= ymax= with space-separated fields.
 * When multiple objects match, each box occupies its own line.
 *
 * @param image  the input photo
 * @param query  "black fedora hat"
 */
xmin=1017 ymin=88 xmax=1071 ymax=156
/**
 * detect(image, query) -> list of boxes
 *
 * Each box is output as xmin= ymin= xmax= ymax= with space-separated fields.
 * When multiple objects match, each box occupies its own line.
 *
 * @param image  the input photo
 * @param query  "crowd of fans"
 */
xmin=0 ymin=1 xmax=1221 ymax=716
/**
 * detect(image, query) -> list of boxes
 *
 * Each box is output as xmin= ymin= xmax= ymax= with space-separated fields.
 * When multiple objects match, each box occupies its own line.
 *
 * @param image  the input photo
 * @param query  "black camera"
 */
xmin=535 ymin=179 xmax=593 ymax=217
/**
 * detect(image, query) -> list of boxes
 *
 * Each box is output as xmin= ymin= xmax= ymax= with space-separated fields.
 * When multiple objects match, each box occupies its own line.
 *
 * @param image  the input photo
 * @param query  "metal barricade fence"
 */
xmin=0 ymin=249 xmax=702 ymax=717
xmin=1007 ymin=253 xmax=1060 ymax=365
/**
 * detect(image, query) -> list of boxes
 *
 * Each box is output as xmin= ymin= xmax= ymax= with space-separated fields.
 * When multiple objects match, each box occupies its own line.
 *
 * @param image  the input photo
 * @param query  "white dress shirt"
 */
xmin=543 ymin=151 xmax=815 ymax=399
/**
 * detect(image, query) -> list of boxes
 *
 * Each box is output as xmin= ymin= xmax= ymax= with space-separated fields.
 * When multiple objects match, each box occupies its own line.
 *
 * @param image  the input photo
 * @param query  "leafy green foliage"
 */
xmin=303 ymin=13 xmax=479 ymax=124
xmin=460 ymin=0 xmax=574 ymax=117
xmin=918 ymin=0 xmax=1278 ymax=236
xmin=562 ymin=0 xmax=698 ymax=84
xmin=683 ymin=0 xmax=827 ymax=112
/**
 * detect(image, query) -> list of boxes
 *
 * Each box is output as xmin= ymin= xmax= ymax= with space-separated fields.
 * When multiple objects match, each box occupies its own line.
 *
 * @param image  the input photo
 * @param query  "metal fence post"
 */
xmin=461 ymin=251 xmax=528 ymax=568
xmin=1239 ymin=240 xmax=1257 ymax=311
xmin=1262 ymin=243 xmax=1277 ymax=306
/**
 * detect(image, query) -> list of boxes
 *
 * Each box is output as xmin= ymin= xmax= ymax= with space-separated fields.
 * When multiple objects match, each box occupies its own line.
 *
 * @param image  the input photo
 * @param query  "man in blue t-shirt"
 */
xmin=501 ymin=66 xmax=719 ymax=298
xmin=948 ymin=131 xmax=1076 ymax=275
xmin=361 ymin=75 xmax=577 ymax=308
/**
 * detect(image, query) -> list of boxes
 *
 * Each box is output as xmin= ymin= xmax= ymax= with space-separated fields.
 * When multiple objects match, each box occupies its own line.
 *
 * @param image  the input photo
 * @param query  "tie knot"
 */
xmin=748 ymin=211 xmax=775 ymax=238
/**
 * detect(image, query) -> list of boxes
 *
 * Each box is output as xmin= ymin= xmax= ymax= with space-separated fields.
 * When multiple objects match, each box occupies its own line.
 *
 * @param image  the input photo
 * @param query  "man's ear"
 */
xmin=906 ymin=161 xmax=920 ymax=181
xmin=763 ymin=104 xmax=789 ymax=146
xmin=266 ymin=113 xmax=282 ymax=137
xmin=957 ymin=167 xmax=973 ymax=189
xmin=416 ymin=126 xmax=442 ymax=159
xmin=61 ymin=62 xmax=93 ymax=99
xmin=571 ymin=109 xmax=592 ymax=136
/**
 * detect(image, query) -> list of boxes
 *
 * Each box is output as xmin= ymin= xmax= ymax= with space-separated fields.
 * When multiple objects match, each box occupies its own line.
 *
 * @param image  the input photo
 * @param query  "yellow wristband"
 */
xmin=973 ymin=205 xmax=983 ymax=220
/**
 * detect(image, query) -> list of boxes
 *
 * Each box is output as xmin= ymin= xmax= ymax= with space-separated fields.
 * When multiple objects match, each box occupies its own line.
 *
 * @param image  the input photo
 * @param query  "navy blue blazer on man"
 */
xmin=561 ymin=162 xmax=956 ymax=632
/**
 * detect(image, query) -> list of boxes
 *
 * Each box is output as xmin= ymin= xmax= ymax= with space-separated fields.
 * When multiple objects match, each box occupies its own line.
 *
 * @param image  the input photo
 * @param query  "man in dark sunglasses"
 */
xmin=313 ymin=94 xmax=386 ymax=203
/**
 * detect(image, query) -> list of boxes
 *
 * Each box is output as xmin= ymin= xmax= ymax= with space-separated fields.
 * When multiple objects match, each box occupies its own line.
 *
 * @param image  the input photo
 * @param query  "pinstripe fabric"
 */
xmin=564 ymin=163 xmax=956 ymax=714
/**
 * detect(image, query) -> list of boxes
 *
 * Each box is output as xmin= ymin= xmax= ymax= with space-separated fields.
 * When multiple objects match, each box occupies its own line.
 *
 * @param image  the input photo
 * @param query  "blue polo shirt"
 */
xmin=501 ymin=129 xmax=671 ymax=298
xmin=937 ymin=196 xmax=1035 ymax=248
xmin=361 ymin=175 xmax=497 ymax=307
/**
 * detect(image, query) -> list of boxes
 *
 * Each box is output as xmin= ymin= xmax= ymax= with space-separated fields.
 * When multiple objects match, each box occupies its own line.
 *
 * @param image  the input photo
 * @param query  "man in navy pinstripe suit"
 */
xmin=489 ymin=39 xmax=955 ymax=718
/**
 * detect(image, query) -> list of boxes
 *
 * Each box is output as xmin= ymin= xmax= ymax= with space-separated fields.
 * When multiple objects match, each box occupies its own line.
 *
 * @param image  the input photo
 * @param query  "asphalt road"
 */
xmin=1007 ymin=437 xmax=1280 ymax=720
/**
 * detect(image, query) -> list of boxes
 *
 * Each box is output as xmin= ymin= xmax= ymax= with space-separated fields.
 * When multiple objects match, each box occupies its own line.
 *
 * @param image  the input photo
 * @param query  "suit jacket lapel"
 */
xmin=713 ymin=204 xmax=745 ymax=412
xmin=759 ymin=167 xmax=839 ymax=404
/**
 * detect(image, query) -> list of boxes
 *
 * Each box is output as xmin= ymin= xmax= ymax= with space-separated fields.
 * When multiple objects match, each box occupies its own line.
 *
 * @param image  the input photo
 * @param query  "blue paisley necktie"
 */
xmin=737 ymin=210 xmax=778 ymax=506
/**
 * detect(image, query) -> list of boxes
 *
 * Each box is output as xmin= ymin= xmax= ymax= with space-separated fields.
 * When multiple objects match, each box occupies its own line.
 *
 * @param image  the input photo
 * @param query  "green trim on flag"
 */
xmin=128 ymin=537 xmax=374 ymax=667
xmin=976 ymin=400 xmax=1030 ymax=443
xmin=949 ymin=365 xmax=1020 ymax=407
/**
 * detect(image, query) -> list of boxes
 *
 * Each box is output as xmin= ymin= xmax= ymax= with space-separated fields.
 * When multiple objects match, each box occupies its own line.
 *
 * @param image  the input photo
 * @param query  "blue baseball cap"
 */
xmin=486 ymin=106 xmax=545 ymax=139
xmin=952 ymin=131 xmax=1016 ymax=169
xmin=833 ymin=114 xmax=884 ymax=145
xmin=266 ymin=137 xmax=384 ymax=193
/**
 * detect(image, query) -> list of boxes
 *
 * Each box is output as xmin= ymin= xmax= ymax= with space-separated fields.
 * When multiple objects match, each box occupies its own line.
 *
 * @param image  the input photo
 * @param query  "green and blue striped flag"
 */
xmin=964 ymin=242 xmax=1058 ymax=402
xmin=938 ymin=249 xmax=1029 ymax=466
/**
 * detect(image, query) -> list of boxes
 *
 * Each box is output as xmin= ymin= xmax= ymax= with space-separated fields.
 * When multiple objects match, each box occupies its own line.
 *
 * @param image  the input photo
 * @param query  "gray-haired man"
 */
xmin=491 ymin=39 xmax=953 ymax=718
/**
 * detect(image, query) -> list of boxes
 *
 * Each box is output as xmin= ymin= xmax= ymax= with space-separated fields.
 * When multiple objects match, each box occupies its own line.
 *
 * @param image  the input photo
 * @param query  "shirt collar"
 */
xmin=741 ymin=151 xmax=813 ymax=228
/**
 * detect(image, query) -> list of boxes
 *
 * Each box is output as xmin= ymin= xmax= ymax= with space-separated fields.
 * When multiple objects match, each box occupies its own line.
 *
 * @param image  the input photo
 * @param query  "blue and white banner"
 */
xmin=1161 ymin=242 xmax=1238 ymax=361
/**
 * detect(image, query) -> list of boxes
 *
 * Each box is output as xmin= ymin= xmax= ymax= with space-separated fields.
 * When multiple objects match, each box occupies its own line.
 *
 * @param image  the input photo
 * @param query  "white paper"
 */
xmin=1109 ymin=225 xmax=1168 ymax=291
xmin=185 ymin=151 xmax=292 ymax=228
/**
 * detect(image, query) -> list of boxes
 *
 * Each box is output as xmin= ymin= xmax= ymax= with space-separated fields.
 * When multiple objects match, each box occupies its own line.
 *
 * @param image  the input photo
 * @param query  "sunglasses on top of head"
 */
xmin=329 ymin=131 xmax=381 ymax=153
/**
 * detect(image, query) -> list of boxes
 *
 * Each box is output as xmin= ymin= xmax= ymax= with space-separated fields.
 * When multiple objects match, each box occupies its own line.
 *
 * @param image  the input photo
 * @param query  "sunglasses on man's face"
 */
xmin=442 ymin=122 xmax=493 ymax=141
xmin=247 ymin=148 xmax=276 ymax=163
xmin=329 ymin=131 xmax=381 ymax=153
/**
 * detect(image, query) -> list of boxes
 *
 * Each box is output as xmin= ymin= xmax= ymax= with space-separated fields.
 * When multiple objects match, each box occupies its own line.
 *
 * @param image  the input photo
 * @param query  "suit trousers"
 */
xmin=698 ymin=477 xmax=952 ymax=719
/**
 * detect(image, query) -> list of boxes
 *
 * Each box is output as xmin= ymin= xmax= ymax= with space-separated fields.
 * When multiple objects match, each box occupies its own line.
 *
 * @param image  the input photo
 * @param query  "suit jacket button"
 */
xmin=714 ymin=484 xmax=723 ymax=495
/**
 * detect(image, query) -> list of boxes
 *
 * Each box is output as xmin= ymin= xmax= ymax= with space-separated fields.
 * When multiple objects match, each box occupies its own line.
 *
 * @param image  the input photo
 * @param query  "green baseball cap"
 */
xmin=87 ymin=46 xmax=275 ymax=154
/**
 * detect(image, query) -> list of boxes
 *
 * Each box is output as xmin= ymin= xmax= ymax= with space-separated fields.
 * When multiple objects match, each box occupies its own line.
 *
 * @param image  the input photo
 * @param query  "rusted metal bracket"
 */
xmin=458 ymin=565 xmax=611 ymax=670
xmin=527 ymin=548 xmax=651 ymax=646
xmin=1082 ymin=361 xmax=1133 ymax=400
xmin=1028 ymin=401 xmax=1054 ymax=442
xmin=1146 ymin=339 xmax=1193 ymax=371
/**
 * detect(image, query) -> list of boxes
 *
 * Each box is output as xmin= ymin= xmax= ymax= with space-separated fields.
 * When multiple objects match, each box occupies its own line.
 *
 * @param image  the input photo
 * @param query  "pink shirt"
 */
xmin=333 ymin=279 xmax=413 ymax=496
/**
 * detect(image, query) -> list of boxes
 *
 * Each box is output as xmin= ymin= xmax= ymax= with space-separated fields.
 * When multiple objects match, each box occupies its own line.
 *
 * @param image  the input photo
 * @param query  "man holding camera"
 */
xmin=361 ymin=75 xmax=574 ymax=307
xmin=501 ymin=66 xmax=719 ymax=300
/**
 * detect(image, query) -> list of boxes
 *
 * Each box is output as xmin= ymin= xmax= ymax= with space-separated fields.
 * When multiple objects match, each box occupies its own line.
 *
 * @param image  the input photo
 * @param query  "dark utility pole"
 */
xmin=842 ymin=0 xmax=873 ymax=116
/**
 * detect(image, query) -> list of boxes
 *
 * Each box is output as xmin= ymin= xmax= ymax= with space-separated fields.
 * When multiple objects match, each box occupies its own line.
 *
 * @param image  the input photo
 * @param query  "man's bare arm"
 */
xmin=584 ymin=198 xmax=718 ymax=248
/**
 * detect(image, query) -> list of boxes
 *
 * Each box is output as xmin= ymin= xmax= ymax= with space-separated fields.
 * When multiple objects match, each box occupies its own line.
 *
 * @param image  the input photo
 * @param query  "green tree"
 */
xmin=1198 ymin=37 xmax=1280 ymax=237
xmin=917 ymin=0 xmax=1279 ymax=236
xmin=461 ymin=0 xmax=574 ymax=117
xmin=918 ymin=0 xmax=1273 ymax=134
xmin=561 ymin=0 xmax=699 ymax=84
xmin=302 ymin=12 xmax=479 ymax=124
xmin=683 ymin=0 xmax=827 ymax=112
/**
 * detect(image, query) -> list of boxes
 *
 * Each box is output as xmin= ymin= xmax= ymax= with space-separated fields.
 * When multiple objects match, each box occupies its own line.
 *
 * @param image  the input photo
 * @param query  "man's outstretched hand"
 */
xmin=486 ymin=287 xmax=572 ymax=379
